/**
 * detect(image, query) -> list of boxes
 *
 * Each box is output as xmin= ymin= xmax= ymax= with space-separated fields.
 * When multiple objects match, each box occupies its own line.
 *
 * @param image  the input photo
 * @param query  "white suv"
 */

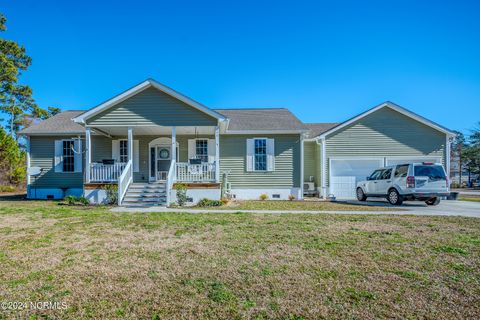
xmin=356 ymin=162 xmax=450 ymax=206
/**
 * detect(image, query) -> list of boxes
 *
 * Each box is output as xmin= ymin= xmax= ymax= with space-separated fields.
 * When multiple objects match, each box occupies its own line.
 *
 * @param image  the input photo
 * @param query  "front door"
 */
xmin=149 ymin=145 xmax=172 ymax=181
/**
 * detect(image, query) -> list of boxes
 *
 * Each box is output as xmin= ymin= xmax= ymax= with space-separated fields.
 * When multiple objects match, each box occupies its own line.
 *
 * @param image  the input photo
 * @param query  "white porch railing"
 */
xmin=176 ymin=162 xmax=216 ymax=182
xmin=166 ymin=159 xmax=176 ymax=205
xmin=89 ymin=162 xmax=127 ymax=182
xmin=118 ymin=160 xmax=133 ymax=205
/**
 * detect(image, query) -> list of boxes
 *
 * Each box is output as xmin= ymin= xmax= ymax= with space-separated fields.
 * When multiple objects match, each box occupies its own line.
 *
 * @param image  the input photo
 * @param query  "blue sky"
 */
xmin=2 ymin=0 xmax=480 ymax=133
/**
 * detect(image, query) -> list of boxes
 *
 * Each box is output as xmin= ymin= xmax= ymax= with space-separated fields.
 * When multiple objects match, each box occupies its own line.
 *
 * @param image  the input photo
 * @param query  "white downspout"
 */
xmin=26 ymin=135 xmax=31 ymax=198
xmin=299 ymin=133 xmax=304 ymax=200
xmin=321 ymin=137 xmax=327 ymax=198
xmin=446 ymin=135 xmax=451 ymax=183
xmin=215 ymin=126 xmax=220 ymax=183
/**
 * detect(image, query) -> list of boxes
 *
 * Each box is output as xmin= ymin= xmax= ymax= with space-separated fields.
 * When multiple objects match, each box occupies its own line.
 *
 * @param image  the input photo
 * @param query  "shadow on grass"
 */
xmin=335 ymin=199 xmax=426 ymax=208
xmin=0 ymin=193 xmax=27 ymax=201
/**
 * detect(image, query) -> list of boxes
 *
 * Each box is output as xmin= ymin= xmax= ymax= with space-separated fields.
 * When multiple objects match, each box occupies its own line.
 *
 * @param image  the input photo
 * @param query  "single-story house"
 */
xmin=19 ymin=79 xmax=455 ymax=205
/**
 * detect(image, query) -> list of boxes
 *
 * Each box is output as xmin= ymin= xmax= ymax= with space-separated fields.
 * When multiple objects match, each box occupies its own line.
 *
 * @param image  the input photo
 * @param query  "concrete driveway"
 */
xmin=114 ymin=199 xmax=480 ymax=218
xmin=340 ymin=199 xmax=480 ymax=218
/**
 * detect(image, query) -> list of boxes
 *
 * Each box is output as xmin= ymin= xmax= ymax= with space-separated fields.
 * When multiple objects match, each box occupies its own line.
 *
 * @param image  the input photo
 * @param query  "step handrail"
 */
xmin=117 ymin=160 xmax=133 ymax=205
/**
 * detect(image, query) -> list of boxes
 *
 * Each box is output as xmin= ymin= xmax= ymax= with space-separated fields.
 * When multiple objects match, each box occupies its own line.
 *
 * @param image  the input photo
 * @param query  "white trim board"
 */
xmin=73 ymin=79 xmax=227 ymax=124
xmin=317 ymin=101 xmax=455 ymax=139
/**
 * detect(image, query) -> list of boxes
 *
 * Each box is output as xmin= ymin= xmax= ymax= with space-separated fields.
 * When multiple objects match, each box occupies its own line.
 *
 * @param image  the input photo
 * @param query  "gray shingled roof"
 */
xmin=21 ymin=108 xmax=309 ymax=135
xmin=215 ymin=108 xmax=307 ymax=131
xmin=304 ymin=123 xmax=340 ymax=138
xmin=19 ymin=110 xmax=85 ymax=135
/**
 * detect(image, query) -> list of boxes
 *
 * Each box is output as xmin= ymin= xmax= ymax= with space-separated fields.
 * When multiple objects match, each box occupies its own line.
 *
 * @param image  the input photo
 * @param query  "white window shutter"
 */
xmin=54 ymin=140 xmax=63 ymax=172
xmin=74 ymin=139 xmax=83 ymax=172
xmin=267 ymin=138 xmax=275 ymax=171
xmin=188 ymin=139 xmax=195 ymax=160
xmin=112 ymin=140 xmax=120 ymax=162
xmin=246 ymin=139 xmax=254 ymax=172
xmin=133 ymin=140 xmax=139 ymax=172
xmin=208 ymin=139 xmax=215 ymax=163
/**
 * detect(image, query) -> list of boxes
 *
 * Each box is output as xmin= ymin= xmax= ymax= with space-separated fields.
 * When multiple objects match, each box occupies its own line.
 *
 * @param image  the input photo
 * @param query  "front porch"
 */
xmin=84 ymin=125 xmax=221 ymax=205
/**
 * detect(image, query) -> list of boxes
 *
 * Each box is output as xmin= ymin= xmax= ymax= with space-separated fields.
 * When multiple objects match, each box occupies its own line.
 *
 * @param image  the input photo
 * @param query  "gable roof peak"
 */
xmin=72 ymin=79 xmax=227 ymax=124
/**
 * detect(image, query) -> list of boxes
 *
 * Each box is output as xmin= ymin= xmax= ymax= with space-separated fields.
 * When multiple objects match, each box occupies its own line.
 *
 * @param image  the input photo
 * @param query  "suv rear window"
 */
xmin=414 ymin=165 xmax=446 ymax=181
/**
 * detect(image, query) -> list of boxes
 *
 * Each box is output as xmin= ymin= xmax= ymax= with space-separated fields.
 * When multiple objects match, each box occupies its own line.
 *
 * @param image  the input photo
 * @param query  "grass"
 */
xmin=195 ymin=200 xmax=397 ymax=211
xmin=459 ymin=196 xmax=480 ymax=202
xmin=0 ymin=185 xmax=18 ymax=193
xmin=0 ymin=201 xmax=479 ymax=319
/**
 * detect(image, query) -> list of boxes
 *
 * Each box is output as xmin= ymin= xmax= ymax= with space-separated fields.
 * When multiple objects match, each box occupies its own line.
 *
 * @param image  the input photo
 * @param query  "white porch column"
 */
xmin=171 ymin=126 xmax=177 ymax=162
xmin=321 ymin=137 xmax=327 ymax=198
xmin=215 ymin=126 xmax=220 ymax=182
xmin=171 ymin=127 xmax=177 ymax=182
xmin=85 ymin=127 xmax=91 ymax=183
xmin=128 ymin=127 xmax=133 ymax=164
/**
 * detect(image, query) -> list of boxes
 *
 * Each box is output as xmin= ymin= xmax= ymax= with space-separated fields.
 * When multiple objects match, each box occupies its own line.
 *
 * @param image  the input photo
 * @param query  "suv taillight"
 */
xmin=407 ymin=176 xmax=415 ymax=188
xmin=446 ymin=176 xmax=449 ymax=188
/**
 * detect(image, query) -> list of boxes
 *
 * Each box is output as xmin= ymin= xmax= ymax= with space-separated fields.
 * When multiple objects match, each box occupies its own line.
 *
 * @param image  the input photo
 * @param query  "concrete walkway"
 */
xmin=112 ymin=200 xmax=480 ymax=218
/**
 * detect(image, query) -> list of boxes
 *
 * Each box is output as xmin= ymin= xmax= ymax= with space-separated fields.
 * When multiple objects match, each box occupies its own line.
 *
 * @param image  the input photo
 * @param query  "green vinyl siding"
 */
xmin=303 ymin=141 xmax=322 ymax=189
xmin=324 ymin=107 xmax=446 ymax=185
xmin=30 ymin=136 xmax=83 ymax=188
xmin=87 ymin=87 xmax=217 ymax=127
xmin=303 ymin=141 xmax=318 ymax=184
xmin=220 ymin=134 xmax=301 ymax=188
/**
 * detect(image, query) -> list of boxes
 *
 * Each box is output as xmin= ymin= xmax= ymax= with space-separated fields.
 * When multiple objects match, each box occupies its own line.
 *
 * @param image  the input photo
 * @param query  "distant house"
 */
xmin=19 ymin=79 xmax=455 ymax=205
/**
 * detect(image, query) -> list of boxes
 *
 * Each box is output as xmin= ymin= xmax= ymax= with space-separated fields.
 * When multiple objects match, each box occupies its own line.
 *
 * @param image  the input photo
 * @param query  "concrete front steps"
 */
xmin=121 ymin=182 xmax=167 ymax=207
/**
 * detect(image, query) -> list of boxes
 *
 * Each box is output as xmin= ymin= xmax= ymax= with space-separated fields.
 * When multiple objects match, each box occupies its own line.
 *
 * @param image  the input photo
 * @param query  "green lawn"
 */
xmin=459 ymin=196 xmax=480 ymax=202
xmin=195 ymin=200 xmax=397 ymax=211
xmin=0 ymin=201 xmax=479 ymax=319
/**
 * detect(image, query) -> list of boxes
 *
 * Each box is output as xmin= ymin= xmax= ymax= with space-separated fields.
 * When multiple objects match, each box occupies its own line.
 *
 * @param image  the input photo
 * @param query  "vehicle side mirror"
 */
xmin=366 ymin=176 xmax=371 ymax=181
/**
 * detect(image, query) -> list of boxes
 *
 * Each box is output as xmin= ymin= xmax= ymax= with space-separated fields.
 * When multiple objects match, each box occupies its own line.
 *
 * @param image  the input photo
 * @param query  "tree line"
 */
xmin=451 ymin=125 xmax=480 ymax=187
xmin=0 ymin=13 xmax=58 ymax=187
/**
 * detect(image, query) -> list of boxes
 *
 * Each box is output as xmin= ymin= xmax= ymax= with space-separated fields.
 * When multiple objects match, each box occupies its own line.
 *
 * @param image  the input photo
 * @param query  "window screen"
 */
xmin=195 ymin=139 xmax=208 ymax=163
xmin=62 ymin=140 xmax=75 ymax=172
xmin=254 ymin=139 xmax=267 ymax=171
xmin=120 ymin=140 xmax=128 ymax=163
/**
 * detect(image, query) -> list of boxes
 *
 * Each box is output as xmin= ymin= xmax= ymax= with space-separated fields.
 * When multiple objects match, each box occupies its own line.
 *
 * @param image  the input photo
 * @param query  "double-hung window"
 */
xmin=119 ymin=140 xmax=128 ymax=163
xmin=62 ymin=140 xmax=75 ymax=172
xmin=254 ymin=138 xmax=267 ymax=171
xmin=195 ymin=139 xmax=208 ymax=163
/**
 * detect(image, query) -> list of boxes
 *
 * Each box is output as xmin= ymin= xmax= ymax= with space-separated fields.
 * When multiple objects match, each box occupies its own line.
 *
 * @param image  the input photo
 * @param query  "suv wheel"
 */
xmin=356 ymin=188 xmax=367 ymax=201
xmin=425 ymin=197 xmax=441 ymax=206
xmin=387 ymin=188 xmax=403 ymax=205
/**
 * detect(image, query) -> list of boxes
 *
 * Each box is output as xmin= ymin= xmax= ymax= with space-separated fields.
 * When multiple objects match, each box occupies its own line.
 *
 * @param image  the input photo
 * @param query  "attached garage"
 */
xmin=306 ymin=102 xmax=455 ymax=199
xmin=329 ymin=158 xmax=383 ymax=198
xmin=328 ymin=156 xmax=444 ymax=199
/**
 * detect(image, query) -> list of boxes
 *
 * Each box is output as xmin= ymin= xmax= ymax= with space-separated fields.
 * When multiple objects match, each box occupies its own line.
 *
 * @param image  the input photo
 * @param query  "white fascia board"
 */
xmin=225 ymin=130 xmax=308 ymax=135
xmin=20 ymin=132 xmax=86 ymax=136
xmin=317 ymin=102 xmax=455 ymax=140
xmin=72 ymin=79 xmax=227 ymax=124
xmin=72 ymin=80 xmax=151 ymax=123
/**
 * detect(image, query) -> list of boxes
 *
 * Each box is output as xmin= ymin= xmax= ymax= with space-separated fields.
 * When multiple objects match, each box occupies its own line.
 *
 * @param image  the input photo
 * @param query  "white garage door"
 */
xmin=330 ymin=159 xmax=384 ymax=199
xmin=385 ymin=157 xmax=442 ymax=166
